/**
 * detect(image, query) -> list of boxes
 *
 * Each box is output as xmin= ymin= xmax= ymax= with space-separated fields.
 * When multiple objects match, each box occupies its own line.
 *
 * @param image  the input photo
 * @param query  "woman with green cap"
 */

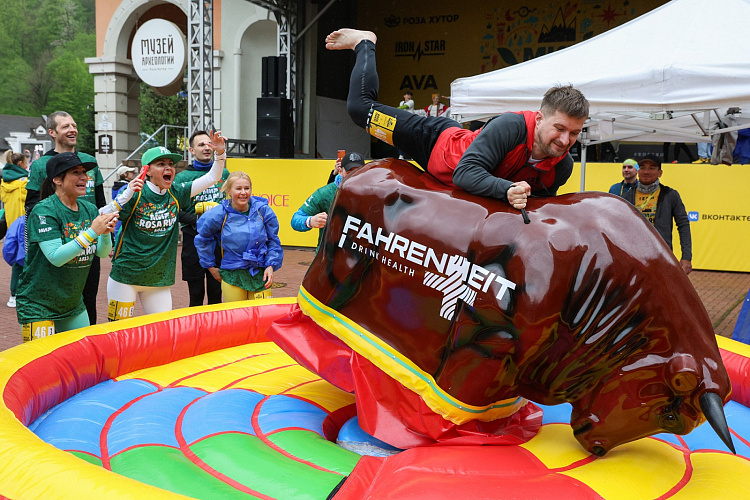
xmin=15 ymin=152 xmax=119 ymax=340
xmin=107 ymin=130 xmax=227 ymax=321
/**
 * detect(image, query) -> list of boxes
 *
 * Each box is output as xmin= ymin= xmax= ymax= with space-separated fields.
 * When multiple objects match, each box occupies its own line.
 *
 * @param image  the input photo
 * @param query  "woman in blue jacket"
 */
xmin=195 ymin=171 xmax=283 ymax=302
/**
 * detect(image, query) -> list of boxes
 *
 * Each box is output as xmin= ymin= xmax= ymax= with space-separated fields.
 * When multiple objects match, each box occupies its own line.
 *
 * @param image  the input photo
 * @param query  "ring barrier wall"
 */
xmin=1 ymin=300 xmax=750 ymax=499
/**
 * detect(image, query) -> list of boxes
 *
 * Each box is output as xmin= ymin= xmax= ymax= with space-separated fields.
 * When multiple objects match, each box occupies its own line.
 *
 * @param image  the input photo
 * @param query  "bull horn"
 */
xmin=699 ymin=392 xmax=736 ymax=454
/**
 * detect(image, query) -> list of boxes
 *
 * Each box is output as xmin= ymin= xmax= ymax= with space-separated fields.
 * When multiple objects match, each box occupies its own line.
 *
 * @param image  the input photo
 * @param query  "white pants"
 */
xmin=107 ymin=277 xmax=173 ymax=318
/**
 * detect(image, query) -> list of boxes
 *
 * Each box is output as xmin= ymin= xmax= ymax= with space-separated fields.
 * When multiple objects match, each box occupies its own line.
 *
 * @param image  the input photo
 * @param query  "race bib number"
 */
xmin=22 ymin=321 xmax=56 ymax=342
xmin=369 ymin=110 xmax=397 ymax=145
xmin=108 ymin=300 xmax=135 ymax=322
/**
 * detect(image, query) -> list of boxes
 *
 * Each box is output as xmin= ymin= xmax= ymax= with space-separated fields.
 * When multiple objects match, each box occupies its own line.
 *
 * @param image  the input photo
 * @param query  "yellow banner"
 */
xmin=228 ymin=159 xmax=749 ymax=272
xmin=358 ymin=0 xmax=665 ymax=112
xmin=560 ymin=162 xmax=750 ymax=273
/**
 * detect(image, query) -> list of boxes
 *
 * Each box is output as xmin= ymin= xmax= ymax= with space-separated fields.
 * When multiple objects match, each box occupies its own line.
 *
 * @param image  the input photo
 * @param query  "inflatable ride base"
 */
xmin=1 ymin=299 xmax=750 ymax=499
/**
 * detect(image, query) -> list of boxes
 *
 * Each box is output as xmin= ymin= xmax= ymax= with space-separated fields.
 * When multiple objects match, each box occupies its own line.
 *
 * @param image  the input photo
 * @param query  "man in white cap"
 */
xmin=608 ymin=159 xmax=638 ymax=198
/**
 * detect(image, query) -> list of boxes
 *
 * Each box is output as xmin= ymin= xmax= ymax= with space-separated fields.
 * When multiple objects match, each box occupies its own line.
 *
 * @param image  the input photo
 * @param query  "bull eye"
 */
xmin=659 ymin=412 xmax=681 ymax=432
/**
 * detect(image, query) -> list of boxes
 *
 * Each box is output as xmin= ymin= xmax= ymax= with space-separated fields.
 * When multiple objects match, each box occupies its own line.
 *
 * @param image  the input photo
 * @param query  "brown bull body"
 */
xmin=297 ymin=159 xmax=732 ymax=455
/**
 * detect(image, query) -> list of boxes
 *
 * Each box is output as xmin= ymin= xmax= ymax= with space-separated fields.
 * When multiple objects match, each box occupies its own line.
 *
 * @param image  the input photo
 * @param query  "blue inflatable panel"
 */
xmin=732 ymin=289 xmax=750 ymax=344
xmin=32 ymin=379 xmax=157 ymax=456
xmin=257 ymin=394 xmax=328 ymax=436
xmin=107 ymin=386 xmax=207 ymax=455
xmin=337 ymin=416 xmax=402 ymax=457
xmin=538 ymin=402 xmax=573 ymax=425
xmin=181 ymin=389 xmax=265 ymax=444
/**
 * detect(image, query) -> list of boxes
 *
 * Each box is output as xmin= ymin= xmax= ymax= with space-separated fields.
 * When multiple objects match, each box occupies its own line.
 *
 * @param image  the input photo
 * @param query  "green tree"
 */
xmin=0 ymin=0 xmax=96 ymax=151
xmin=46 ymin=31 xmax=96 ymax=152
xmin=139 ymin=81 xmax=188 ymax=153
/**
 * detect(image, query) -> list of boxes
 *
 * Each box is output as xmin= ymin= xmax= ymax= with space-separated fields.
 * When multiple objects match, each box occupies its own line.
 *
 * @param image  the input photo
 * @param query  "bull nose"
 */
xmin=573 ymin=421 xmax=592 ymax=436
xmin=591 ymin=446 xmax=606 ymax=456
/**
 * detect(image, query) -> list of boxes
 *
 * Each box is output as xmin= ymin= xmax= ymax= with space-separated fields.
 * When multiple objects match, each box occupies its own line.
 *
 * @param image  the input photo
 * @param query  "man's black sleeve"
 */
xmin=95 ymin=184 xmax=106 ymax=208
xmin=25 ymin=189 xmax=40 ymax=214
xmin=452 ymin=113 xmax=528 ymax=200
xmin=0 ymin=211 xmax=6 ymax=240
xmin=179 ymin=210 xmax=197 ymax=229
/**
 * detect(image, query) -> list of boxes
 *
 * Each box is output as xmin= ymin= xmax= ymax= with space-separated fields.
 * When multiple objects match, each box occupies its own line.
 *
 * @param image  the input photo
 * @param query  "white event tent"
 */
xmin=450 ymin=0 xmax=750 ymax=187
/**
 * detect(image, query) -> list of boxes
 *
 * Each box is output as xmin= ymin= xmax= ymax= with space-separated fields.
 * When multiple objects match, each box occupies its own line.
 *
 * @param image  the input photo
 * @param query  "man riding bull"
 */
xmin=325 ymin=28 xmax=589 ymax=212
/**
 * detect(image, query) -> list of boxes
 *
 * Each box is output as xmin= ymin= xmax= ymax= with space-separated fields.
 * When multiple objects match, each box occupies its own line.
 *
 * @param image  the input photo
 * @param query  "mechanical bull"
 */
xmin=272 ymin=159 xmax=734 ymax=456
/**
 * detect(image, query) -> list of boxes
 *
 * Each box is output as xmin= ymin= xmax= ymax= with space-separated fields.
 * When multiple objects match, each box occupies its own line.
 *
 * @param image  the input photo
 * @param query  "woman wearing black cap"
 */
xmin=15 ymin=152 xmax=120 ymax=340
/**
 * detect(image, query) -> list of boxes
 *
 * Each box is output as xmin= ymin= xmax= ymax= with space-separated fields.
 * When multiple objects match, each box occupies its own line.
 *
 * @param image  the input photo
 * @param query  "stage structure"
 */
xmin=188 ymin=0 xmax=214 ymax=135
xmin=88 ymin=0 xmax=320 ymax=183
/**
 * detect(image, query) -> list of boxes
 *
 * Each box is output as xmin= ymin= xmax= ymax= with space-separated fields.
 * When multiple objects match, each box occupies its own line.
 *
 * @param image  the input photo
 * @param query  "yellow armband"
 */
xmin=195 ymin=201 xmax=220 ymax=216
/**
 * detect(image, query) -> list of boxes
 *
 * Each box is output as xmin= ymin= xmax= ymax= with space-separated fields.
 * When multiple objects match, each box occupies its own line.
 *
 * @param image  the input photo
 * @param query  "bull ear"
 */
xmin=666 ymin=355 xmax=699 ymax=394
xmin=699 ymin=392 xmax=736 ymax=454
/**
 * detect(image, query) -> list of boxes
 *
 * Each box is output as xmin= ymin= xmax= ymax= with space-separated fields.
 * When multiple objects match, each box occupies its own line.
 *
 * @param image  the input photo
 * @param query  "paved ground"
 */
xmin=0 ymin=245 xmax=748 ymax=352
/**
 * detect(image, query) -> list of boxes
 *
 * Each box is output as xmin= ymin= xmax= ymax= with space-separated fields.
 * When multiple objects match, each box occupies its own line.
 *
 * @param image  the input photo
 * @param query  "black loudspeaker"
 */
xmin=261 ymin=56 xmax=287 ymax=98
xmin=257 ymin=96 xmax=292 ymax=119
xmin=257 ymin=97 xmax=293 ymax=158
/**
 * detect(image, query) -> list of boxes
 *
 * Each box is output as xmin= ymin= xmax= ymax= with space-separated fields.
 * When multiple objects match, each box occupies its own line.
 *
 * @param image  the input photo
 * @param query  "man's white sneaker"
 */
xmin=7 ymin=296 xmax=16 ymax=308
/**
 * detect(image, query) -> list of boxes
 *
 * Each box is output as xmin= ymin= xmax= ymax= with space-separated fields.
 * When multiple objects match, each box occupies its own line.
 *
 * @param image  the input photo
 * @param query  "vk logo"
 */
xmin=688 ymin=211 xmax=699 ymax=221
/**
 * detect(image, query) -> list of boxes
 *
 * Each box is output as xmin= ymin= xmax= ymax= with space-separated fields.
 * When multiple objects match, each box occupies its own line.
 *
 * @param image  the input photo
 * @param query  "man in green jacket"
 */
xmin=291 ymin=152 xmax=365 ymax=250
xmin=174 ymin=130 xmax=231 ymax=306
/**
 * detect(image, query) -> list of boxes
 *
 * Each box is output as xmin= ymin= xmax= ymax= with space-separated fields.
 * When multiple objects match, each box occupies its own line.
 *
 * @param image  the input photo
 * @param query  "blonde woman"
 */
xmin=195 ymin=171 xmax=283 ymax=301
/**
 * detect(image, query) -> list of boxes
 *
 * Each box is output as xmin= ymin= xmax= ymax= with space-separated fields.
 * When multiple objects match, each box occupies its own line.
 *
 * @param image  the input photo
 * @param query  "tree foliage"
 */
xmin=0 ymin=0 xmax=95 ymax=151
xmin=0 ymin=0 xmax=189 ymax=155
xmin=139 ymin=82 xmax=188 ymax=153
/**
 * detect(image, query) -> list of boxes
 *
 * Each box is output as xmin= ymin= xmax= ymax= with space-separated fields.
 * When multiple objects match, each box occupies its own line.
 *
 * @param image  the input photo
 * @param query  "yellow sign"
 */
xmin=358 ymin=0 xmax=666 ymax=112
xmin=559 ymin=162 xmax=750 ymax=273
xmin=228 ymin=159 xmax=335 ymax=247
xmin=228 ymin=158 xmax=749 ymax=272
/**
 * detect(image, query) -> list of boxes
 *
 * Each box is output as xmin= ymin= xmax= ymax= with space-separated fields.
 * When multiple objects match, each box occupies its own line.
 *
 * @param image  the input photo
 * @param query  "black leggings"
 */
xmin=82 ymin=256 xmax=100 ymax=324
xmin=348 ymin=40 xmax=459 ymax=169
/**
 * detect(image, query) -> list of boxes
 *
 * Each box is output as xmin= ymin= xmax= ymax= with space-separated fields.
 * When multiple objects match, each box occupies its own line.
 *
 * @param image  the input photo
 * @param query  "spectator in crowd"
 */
xmin=608 ymin=159 xmax=638 ymax=198
xmin=398 ymin=91 xmax=415 ymax=113
xmin=325 ymin=150 xmax=345 ymax=184
xmin=24 ymin=111 xmax=106 ymax=325
xmin=15 ymin=153 xmax=118 ymax=340
xmin=325 ymin=29 xmax=588 ymax=211
xmin=1 ymin=151 xmax=29 ymax=307
xmin=733 ymin=129 xmax=750 ymax=164
xmin=694 ymin=141 xmax=712 ymax=164
xmin=3 ymin=215 xmax=25 ymax=309
xmin=662 ymin=142 xmax=695 ymax=163
xmin=195 ymin=171 xmax=283 ymax=302
xmin=291 ymin=152 xmax=365 ymax=251
xmin=623 ymin=154 xmax=692 ymax=275
xmin=107 ymin=132 xmax=227 ymax=321
xmin=112 ymin=165 xmax=137 ymax=199
xmin=174 ymin=130 xmax=231 ymax=307
xmin=424 ymin=92 xmax=449 ymax=117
